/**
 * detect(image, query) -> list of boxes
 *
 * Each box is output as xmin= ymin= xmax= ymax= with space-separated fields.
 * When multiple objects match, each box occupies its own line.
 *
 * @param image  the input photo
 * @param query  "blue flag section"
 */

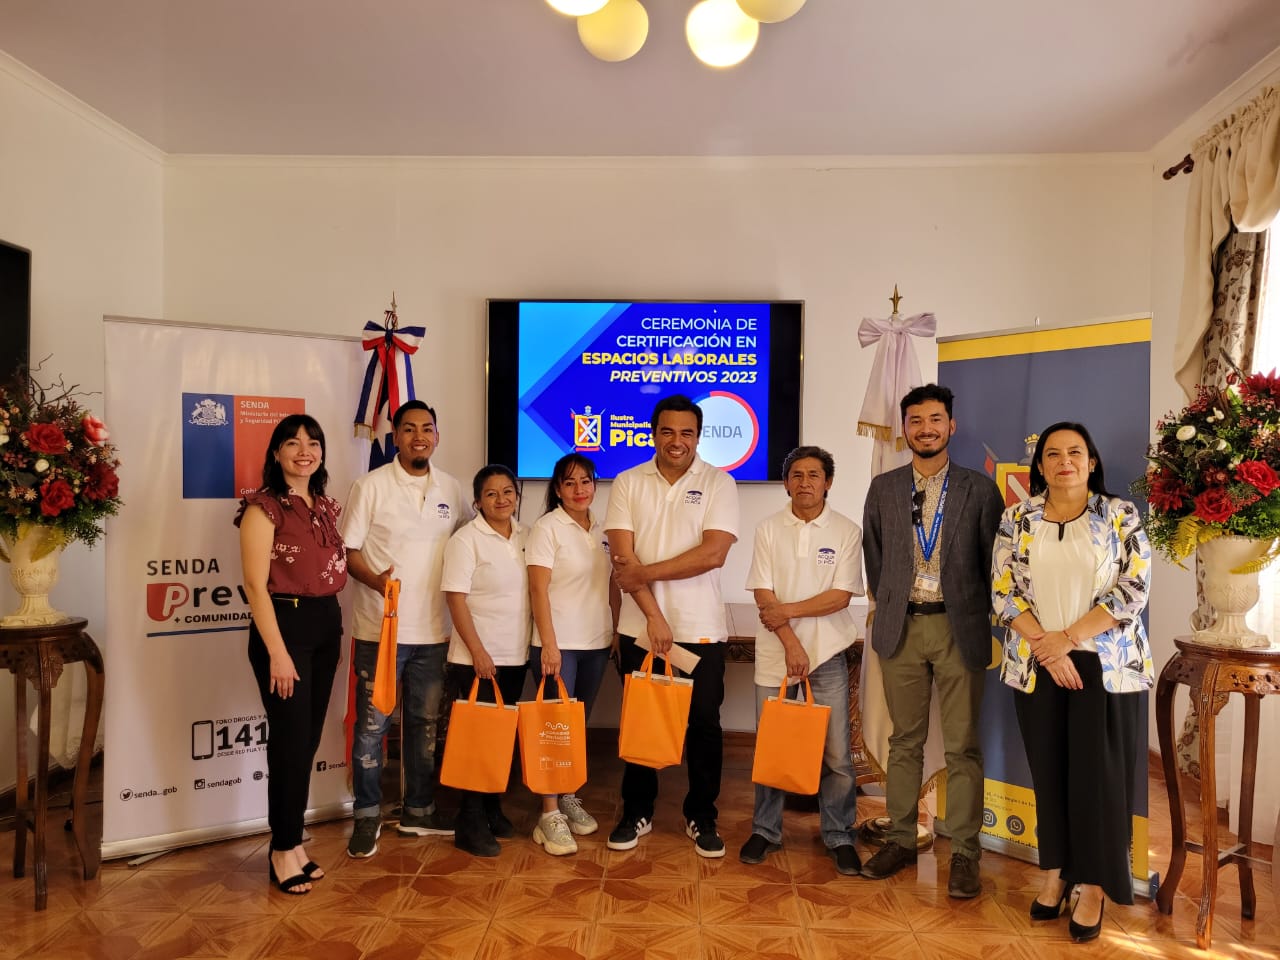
xmin=938 ymin=317 xmax=1153 ymax=888
xmin=516 ymin=301 xmax=772 ymax=479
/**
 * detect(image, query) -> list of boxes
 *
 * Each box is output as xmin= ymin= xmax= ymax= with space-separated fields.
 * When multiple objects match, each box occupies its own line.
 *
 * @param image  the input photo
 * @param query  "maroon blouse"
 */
xmin=235 ymin=491 xmax=348 ymax=597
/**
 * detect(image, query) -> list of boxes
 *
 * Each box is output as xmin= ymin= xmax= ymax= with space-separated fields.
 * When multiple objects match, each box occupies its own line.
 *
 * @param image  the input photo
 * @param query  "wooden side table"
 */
xmin=0 ymin=617 xmax=104 ymax=910
xmin=1155 ymin=635 xmax=1280 ymax=949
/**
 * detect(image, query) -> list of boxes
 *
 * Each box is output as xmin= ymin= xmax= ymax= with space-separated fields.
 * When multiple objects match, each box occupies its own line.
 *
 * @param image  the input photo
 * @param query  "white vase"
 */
xmin=0 ymin=523 xmax=71 ymax=627
xmin=1195 ymin=535 xmax=1274 ymax=649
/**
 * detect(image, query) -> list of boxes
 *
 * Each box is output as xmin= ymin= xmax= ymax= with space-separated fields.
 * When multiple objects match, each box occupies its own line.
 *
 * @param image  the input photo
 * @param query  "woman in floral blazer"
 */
xmin=990 ymin=422 xmax=1152 ymax=942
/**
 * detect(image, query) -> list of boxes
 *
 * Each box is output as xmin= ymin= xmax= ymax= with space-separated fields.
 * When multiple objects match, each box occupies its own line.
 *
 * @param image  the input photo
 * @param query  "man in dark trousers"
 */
xmin=860 ymin=383 xmax=1003 ymax=898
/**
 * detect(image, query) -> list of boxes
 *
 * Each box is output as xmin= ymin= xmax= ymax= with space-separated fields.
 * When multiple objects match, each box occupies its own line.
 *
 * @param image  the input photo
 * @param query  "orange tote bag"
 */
xmin=439 ymin=677 xmax=520 ymax=793
xmin=618 ymin=651 xmax=694 ymax=769
xmin=370 ymin=578 xmax=400 ymax=716
xmin=751 ymin=677 xmax=830 ymax=795
xmin=518 ymin=675 xmax=588 ymax=796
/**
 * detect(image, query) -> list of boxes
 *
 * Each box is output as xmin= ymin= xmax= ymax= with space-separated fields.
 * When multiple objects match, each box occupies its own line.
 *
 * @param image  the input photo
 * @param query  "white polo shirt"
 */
xmin=745 ymin=503 xmax=865 ymax=687
xmin=527 ymin=507 xmax=612 ymax=651
xmin=604 ymin=454 xmax=739 ymax=644
xmin=441 ymin=515 xmax=532 ymax=667
xmin=341 ymin=459 xmax=470 ymax=646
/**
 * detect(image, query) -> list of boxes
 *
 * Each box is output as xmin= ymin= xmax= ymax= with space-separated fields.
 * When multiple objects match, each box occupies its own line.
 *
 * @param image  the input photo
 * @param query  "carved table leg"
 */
xmin=1195 ymin=664 xmax=1222 ymax=950
xmin=1155 ymin=661 xmax=1184 ymax=914
xmin=73 ymin=634 xmax=105 ymax=880
xmin=1237 ymin=694 xmax=1259 ymax=921
xmin=12 ymin=666 xmax=28 ymax=880
xmin=33 ymin=646 xmax=54 ymax=911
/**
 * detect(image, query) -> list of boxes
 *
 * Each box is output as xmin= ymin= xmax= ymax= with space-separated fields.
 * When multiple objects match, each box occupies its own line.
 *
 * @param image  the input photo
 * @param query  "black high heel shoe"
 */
xmin=1029 ymin=882 xmax=1073 ymax=920
xmin=1069 ymin=898 xmax=1103 ymax=942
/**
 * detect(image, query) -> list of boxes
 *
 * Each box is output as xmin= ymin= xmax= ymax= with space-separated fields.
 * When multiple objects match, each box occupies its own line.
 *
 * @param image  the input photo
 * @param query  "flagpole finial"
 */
xmin=387 ymin=292 xmax=399 ymax=329
xmin=889 ymin=285 xmax=903 ymax=315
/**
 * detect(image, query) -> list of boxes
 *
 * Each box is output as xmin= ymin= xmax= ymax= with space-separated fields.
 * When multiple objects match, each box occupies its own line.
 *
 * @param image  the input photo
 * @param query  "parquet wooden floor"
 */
xmin=1 ymin=741 xmax=1275 ymax=958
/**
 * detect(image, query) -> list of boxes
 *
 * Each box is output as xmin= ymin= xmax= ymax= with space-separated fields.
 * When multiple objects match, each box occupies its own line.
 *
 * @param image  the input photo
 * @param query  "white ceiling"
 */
xmin=3 ymin=0 xmax=1280 ymax=156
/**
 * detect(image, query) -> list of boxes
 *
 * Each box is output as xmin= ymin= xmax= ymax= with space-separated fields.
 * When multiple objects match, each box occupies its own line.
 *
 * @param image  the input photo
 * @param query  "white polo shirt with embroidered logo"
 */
xmin=341 ymin=458 xmax=470 ymax=646
xmin=527 ymin=507 xmax=613 ymax=651
xmin=604 ymin=454 xmax=739 ymax=645
xmin=441 ymin=515 xmax=532 ymax=667
xmin=745 ymin=503 xmax=864 ymax=687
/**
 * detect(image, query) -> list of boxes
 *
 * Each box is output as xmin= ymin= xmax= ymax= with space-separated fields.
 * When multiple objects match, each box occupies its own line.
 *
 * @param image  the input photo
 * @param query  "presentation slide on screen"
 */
xmin=517 ymin=302 xmax=772 ymax=479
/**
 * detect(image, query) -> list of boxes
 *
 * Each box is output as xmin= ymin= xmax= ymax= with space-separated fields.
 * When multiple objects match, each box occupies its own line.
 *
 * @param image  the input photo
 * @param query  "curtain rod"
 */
xmin=1162 ymin=154 xmax=1194 ymax=180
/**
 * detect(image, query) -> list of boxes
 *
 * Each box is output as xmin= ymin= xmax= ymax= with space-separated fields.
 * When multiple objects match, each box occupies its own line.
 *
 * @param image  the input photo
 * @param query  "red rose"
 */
xmin=83 ymin=462 xmax=119 ymax=502
xmin=38 ymin=478 xmax=76 ymax=517
xmin=82 ymin=414 xmax=110 ymax=446
xmin=1193 ymin=487 xmax=1236 ymax=524
xmin=25 ymin=422 xmax=68 ymax=455
xmin=1236 ymin=460 xmax=1280 ymax=496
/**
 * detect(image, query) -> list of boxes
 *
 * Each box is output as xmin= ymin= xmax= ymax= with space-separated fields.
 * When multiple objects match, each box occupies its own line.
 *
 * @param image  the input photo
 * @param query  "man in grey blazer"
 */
xmin=860 ymin=383 xmax=1003 ymax=898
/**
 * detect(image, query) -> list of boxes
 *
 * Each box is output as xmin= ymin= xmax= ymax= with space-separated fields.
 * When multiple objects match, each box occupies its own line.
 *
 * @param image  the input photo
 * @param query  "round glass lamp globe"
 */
xmin=687 ymin=0 xmax=760 ymax=68
xmin=546 ymin=0 xmax=609 ymax=15
xmin=578 ymin=0 xmax=649 ymax=62
xmin=736 ymin=0 xmax=806 ymax=23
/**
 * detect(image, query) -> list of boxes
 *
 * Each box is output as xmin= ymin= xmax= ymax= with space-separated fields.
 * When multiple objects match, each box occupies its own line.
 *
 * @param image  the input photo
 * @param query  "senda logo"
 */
xmin=146 ymin=581 xmax=251 ymax=621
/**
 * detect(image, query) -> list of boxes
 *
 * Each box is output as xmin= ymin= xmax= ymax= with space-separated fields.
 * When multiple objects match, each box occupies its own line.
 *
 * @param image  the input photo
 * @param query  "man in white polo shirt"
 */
xmin=742 ymin=445 xmax=865 ymax=874
xmin=341 ymin=401 xmax=470 ymax=859
xmin=605 ymin=394 xmax=739 ymax=858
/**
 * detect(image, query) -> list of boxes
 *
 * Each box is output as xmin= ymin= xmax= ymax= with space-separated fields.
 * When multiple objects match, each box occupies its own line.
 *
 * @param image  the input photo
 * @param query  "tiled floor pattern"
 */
xmin=1 ymin=747 xmax=1276 ymax=958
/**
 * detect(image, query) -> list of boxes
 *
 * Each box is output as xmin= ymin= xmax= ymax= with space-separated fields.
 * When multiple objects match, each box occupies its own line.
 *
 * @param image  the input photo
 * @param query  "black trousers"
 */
xmin=247 ymin=595 xmax=342 ymax=851
xmin=616 ymin=634 xmax=726 ymax=824
xmin=1014 ymin=650 xmax=1141 ymax=904
xmin=448 ymin=662 xmax=527 ymax=811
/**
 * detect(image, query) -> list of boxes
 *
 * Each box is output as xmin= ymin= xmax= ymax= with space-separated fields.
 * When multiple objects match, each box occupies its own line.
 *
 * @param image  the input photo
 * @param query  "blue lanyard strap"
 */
xmin=913 ymin=473 xmax=948 ymax=563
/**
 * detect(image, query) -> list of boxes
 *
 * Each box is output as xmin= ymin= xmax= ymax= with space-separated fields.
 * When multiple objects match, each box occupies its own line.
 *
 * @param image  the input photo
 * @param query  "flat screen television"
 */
xmin=487 ymin=299 xmax=803 ymax=481
xmin=0 ymin=240 xmax=31 ymax=382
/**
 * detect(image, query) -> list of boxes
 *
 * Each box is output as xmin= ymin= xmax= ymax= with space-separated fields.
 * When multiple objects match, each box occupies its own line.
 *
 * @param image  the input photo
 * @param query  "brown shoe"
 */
xmin=948 ymin=854 xmax=981 ymax=898
xmin=860 ymin=840 xmax=917 ymax=880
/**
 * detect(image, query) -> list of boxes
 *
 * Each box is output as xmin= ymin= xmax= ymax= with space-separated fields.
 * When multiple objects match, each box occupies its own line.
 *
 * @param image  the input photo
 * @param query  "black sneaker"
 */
xmin=685 ymin=819 xmax=726 ymax=859
xmin=738 ymin=833 xmax=781 ymax=864
xmin=606 ymin=814 xmax=653 ymax=851
xmin=454 ymin=809 xmax=500 ymax=858
xmin=860 ymin=839 xmax=917 ymax=879
xmin=346 ymin=817 xmax=381 ymax=859
xmin=396 ymin=807 xmax=455 ymax=837
xmin=828 ymin=844 xmax=862 ymax=876
xmin=948 ymin=853 xmax=981 ymax=899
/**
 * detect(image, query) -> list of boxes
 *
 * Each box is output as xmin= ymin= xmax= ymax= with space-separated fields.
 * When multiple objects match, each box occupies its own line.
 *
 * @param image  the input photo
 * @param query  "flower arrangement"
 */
xmin=1134 ymin=370 xmax=1280 ymax=564
xmin=0 ymin=370 xmax=122 ymax=554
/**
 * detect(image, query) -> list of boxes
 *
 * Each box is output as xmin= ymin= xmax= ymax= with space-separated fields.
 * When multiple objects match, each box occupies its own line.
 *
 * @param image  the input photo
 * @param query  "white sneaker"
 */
xmin=557 ymin=794 xmax=599 ymax=836
xmin=533 ymin=812 xmax=578 ymax=856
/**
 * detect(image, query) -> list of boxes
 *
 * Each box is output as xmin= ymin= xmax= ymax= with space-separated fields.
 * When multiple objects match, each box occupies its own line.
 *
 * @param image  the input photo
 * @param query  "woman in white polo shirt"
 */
xmin=442 ymin=464 xmax=531 ymax=858
xmin=527 ymin=453 xmax=620 ymax=856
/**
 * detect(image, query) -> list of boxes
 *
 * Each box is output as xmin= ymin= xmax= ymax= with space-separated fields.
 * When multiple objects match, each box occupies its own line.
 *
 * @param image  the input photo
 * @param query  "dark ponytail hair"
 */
xmin=545 ymin=453 xmax=598 ymax=514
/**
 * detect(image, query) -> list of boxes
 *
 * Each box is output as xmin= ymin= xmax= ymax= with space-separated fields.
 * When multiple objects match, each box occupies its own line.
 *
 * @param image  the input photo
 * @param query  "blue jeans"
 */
xmin=752 ymin=652 xmax=858 ymax=849
xmin=528 ymin=646 xmax=611 ymax=723
xmin=351 ymin=640 xmax=447 ymax=820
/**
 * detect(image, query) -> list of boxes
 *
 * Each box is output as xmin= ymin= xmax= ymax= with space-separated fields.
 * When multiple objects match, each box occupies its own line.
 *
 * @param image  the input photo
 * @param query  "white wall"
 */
xmin=0 ymin=55 xmax=164 ymax=790
xmin=163 ymin=154 xmax=1153 ymax=728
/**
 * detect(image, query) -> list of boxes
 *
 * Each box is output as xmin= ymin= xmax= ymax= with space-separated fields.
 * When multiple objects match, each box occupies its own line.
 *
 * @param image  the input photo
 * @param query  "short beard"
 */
xmin=908 ymin=437 xmax=949 ymax=460
xmin=410 ymin=456 xmax=430 ymax=471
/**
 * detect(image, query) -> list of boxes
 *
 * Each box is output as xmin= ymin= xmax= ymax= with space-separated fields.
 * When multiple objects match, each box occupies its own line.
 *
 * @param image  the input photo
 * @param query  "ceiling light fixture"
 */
xmin=545 ymin=0 xmax=608 ymax=15
xmin=735 ymin=0 xmax=806 ymax=23
xmin=577 ymin=0 xmax=649 ymax=62
xmin=686 ymin=0 xmax=759 ymax=68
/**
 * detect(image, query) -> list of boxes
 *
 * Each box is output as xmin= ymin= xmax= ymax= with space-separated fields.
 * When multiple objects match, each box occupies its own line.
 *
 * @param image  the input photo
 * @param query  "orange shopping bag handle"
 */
xmin=535 ymin=673 xmax=571 ymax=704
xmin=638 ymin=650 xmax=676 ymax=682
xmin=382 ymin=577 xmax=400 ymax=616
xmin=777 ymin=676 xmax=815 ymax=705
xmin=466 ymin=676 xmax=508 ymax=708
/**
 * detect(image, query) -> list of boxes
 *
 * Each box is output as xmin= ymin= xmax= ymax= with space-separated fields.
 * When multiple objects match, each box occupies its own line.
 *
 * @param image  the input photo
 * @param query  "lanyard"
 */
xmin=913 ymin=473 xmax=948 ymax=563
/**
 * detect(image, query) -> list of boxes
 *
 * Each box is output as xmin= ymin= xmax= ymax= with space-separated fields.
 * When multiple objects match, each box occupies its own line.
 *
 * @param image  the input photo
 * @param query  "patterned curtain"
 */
xmin=1177 ymin=226 xmax=1269 ymax=777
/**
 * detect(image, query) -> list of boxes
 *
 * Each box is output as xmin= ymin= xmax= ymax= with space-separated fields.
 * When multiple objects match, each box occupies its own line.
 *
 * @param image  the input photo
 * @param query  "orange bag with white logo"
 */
xmin=439 ymin=677 xmax=520 ymax=793
xmin=618 ymin=651 xmax=693 ymax=769
xmin=518 ymin=674 xmax=587 ymax=796
xmin=371 ymin=578 xmax=400 ymax=715
xmin=751 ymin=677 xmax=830 ymax=795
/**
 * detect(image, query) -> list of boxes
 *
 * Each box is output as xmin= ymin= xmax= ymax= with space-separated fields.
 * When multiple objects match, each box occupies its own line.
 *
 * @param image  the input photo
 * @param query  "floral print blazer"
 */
xmin=991 ymin=493 xmax=1153 ymax=694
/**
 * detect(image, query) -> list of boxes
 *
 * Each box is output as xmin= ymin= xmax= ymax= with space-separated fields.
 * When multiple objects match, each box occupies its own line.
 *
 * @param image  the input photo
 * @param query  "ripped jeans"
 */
xmin=351 ymin=640 xmax=447 ymax=820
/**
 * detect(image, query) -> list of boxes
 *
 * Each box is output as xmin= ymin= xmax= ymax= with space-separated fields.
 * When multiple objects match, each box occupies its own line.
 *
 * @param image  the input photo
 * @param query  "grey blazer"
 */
xmin=862 ymin=462 xmax=1004 ymax=671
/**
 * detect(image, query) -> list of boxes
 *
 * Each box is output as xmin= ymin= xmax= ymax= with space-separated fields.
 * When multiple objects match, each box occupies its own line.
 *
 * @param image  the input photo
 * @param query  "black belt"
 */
xmin=907 ymin=601 xmax=946 ymax=616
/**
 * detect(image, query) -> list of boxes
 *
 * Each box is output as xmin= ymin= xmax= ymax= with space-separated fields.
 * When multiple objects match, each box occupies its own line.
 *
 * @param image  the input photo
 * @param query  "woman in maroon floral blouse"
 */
xmin=236 ymin=414 xmax=347 ymax=895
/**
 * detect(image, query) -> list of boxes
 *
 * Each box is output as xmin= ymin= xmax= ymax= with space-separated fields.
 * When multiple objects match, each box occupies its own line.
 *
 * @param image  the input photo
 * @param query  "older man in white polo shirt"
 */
xmin=605 ymin=394 xmax=739 ymax=858
xmin=341 ymin=401 xmax=470 ymax=859
xmin=741 ymin=445 xmax=865 ymax=874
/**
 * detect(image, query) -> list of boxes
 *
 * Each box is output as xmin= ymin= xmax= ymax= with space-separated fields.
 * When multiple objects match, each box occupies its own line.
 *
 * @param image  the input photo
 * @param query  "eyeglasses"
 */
xmin=911 ymin=488 xmax=925 ymax=527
